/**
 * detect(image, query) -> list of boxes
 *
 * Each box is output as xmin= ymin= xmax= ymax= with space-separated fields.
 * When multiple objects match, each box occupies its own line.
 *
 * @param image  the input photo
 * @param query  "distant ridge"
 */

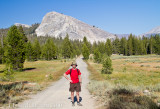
xmin=140 ymin=26 xmax=160 ymax=37
xmin=14 ymin=23 xmax=31 ymax=28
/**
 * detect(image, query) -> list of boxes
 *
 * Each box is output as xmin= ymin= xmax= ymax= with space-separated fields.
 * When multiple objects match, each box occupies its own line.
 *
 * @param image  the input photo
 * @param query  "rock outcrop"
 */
xmin=35 ymin=11 xmax=116 ymax=43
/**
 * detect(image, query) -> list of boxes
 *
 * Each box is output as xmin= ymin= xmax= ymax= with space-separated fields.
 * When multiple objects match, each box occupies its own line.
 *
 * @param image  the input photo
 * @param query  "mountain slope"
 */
xmin=14 ymin=23 xmax=31 ymax=28
xmin=140 ymin=26 xmax=160 ymax=37
xmin=35 ymin=11 xmax=116 ymax=43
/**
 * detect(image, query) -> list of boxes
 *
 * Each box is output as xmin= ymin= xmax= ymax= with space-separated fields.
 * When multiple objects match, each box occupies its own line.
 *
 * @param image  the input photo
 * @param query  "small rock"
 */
xmin=143 ymin=90 xmax=150 ymax=95
xmin=157 ymin=103 xmax=160 ymax=107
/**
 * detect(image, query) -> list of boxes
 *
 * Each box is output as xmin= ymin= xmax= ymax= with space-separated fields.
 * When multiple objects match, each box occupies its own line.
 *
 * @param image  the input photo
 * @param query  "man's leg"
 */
xmin=71 ymin=92 xmax=74 ymax=102
xmin=71 ymin=91 xmax=75 ymax=106
xmin=76 ymin=82 xmax=82 ymax=106
xmin=76 ymin=91 xmax=82 ymax=106
xmin=76 ymin=92 xmax=80 ymax=102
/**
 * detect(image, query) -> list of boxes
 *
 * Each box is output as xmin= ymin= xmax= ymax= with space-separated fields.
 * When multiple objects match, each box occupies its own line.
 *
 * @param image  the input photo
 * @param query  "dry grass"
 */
xmin=0 ymin=59 xmax=74 ymax=108
xmin=88 ymin=54 xmax=160 ymax=86
xmin=87 ymin=54 xmax=160 ymax=109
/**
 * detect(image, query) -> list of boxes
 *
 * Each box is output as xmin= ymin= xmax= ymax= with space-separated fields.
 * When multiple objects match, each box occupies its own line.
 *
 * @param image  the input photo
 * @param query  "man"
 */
xmin=64 ymin=62 xmax=83 ymax=106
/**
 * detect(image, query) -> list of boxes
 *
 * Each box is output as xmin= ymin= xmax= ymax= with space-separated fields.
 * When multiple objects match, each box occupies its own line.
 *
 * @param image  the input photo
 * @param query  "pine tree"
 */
xmin=142 ymin=36 xmax=148 ymax=55
xmin=92 ymin=41 xmax=98 ymax=54
xmin=32 ymin=38 xmax=41 ymax=60
xmin=105 ymin=39 xmax=112 ymax=56
xmin=112 ymin=37 xmax=120 ymax=54
xmin=83 ymin=36 xmax=91 ymax=53
xmin=98 ymin=42 xmax=105 ymax=54
xmin=72 ymin=43 xmax=81 ymax=58
xmin=93 ymin=48 xmax=101 ymax=63
xmin=154 ymin=34 xmax=160 ymax=55
xmin=62 ymin=34 xmax=73 ymax=58
xmin=148 ymin=35 xmax=156 ymax=54
xmin=132 ymin=36 xmax=139 ymax=55
xmin=127 ymin=34 xmax=133 ymax=55
xmin=4 ymin=25 xmax=27 ymax=70
xmin=120 ymin=37 xmax=127 ymax=55
xmin=82 ymin=43 xmax=90 ymax=60
xmin=18 ymin=26 xmax=28 ymax=43
xmin=138 ymin=39 xmax=146 ymax=55
xmin=101 ymin=56 xmax=113 ymax=74
xmin=0 ymin=41 xmax=4 ymax=63
xmin=41 ymin=38 xmax=56 ymax=60
xmin=26 ymin=41 xmax=34 ymax=61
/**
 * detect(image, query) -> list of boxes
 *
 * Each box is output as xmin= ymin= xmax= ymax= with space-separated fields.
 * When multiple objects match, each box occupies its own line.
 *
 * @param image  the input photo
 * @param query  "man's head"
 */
xmin=71 ymin=62 xmax=77 ymax=68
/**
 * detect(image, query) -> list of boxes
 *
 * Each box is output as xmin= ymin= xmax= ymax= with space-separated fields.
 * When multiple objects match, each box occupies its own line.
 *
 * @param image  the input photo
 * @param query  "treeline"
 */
xmin=92 ymin=34 xmax=160 ymax=63
xmin=92 ymin=34 xmax=160 ymax=74
xmin=0 ymin=25 xmax=83 ymax=73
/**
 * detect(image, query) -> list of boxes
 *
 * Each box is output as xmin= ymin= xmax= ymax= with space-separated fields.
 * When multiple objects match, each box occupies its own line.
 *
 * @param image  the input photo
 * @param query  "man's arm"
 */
xmin=64 ymin=73 xmax=73 ymax=83
xmin=79 ymin=75 xmax=82 ymax=86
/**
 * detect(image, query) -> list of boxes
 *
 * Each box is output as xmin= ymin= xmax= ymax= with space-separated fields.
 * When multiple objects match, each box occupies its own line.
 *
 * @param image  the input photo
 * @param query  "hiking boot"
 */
xmin=72 ymin=101 xmax=75 ymax=106
xmin=77 ymin=102 xmax=82 ymax=106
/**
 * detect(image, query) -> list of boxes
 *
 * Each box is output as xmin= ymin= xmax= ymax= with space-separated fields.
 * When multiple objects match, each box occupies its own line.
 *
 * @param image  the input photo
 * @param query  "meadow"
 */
xmin=0 ymin=59 xmax=73 ymax=107
xmin=87 ymin=54 xmax=160 ymax=109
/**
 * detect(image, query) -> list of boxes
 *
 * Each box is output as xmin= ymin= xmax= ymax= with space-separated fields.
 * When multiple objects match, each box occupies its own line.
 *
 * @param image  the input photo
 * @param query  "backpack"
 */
xmin=70 ymin=68 xmax=79 ymax=75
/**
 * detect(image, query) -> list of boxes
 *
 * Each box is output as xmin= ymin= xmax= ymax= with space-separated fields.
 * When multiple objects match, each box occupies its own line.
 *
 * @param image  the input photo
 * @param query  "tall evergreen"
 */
xmin=41 ymin=38 xmax=56 ymax=60
xmin=149 ymin=35 xmax=154 ymax=54
xmin=82 ymin=43 xmax=90 ymax=60
xmin=0 ymin=41 xmax=4 ymax=63
xmin=83 ymin=36 xmax=91 ymax=53
xmin=32 ymin=38 xmax=41 ymax=60
xmin=72 ymin=43 xmax=81 ymax=58
xmin=62 ymin=34 xmax=73 ymax=58
xmin=127 ymin=34 xmax=133 ymax=55
xmin=92 ymin=41 xmax=98 ymax=54
xmin=93 ymin=48 xmax=101 ymax=63
xmin=154 ymin=34 xmax=160 ymax=55
xmin=112 ymin=37 xmax=121 ymax=54
xmin=26 ymin=41 xmax=34 ymax=61
xmin=139 ymin=39 xmax=146 ymax=55
xmin=98 ymin=42 xmax=105 ymax=54
xmin=142 ymin=36 xmax=148 ymax=54
xmin=120 ymin=37 xmax=127 ymax=55
xmin=18 ymin=26 xmax=28 ymax=43
xmin=4 ymin=25 xmax=27 ymax=70
xmin=105 ymin=39 xmax=112 ymax=56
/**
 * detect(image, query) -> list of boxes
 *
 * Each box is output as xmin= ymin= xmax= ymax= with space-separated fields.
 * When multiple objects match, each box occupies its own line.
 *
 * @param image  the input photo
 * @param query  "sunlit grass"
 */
xmin=0 ymin=59 xmax=74 ymax=85
xmin=88 ymin=54 xmax=160 ymax=86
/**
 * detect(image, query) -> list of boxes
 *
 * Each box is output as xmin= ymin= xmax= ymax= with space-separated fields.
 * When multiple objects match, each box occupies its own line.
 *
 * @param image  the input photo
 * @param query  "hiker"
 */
xmin=63 ymin=62 xmax=83 ymax=106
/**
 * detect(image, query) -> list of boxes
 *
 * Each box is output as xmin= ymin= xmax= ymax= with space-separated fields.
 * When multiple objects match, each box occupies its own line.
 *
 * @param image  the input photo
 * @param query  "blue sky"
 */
xmin=0 ymin=0 xmax=160 ymax=35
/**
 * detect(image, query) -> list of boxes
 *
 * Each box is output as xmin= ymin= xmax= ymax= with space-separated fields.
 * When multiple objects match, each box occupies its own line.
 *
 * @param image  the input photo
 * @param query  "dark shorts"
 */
xmin=69 ymin=82 xmax=81 ymax=92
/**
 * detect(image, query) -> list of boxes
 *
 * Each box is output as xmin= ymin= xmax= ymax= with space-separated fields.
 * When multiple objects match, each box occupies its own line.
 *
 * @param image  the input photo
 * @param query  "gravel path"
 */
xmin=15 ymin=57 xmax=96 ymax=109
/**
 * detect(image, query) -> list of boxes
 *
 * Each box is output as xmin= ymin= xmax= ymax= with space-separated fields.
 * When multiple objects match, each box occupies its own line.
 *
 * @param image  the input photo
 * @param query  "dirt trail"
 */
xmin=15 ymin=57 xmax=96 ymax=109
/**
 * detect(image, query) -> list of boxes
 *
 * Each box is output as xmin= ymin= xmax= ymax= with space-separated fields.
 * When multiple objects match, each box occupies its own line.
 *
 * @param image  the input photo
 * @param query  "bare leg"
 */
xmin=76 ymin=92 xmax=82 ymax=106
xmin=76 ymin=92 xmax=79 ymax=102
xmin=71 ymin=92 xmax=74 ymax=102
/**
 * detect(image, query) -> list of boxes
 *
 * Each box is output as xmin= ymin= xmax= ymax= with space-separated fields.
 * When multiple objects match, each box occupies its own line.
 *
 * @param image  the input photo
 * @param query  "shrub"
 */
xmin=101 ymin=56 xmax=113 ymax=74
xmin=93 ymin=48 xmax=102 ymax=63
xmin=1 ymin=65 xmax=14 ymax=81
xmin=48 ymin=74 xmax=53 ymax=80
xmin=123 ymin=67 xmax=127 ymax=73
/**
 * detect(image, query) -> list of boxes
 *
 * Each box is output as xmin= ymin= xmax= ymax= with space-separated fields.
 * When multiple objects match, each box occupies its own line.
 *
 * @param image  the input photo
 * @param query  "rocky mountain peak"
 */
xmin=35 ymin=11 xmax=116 ymax=43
